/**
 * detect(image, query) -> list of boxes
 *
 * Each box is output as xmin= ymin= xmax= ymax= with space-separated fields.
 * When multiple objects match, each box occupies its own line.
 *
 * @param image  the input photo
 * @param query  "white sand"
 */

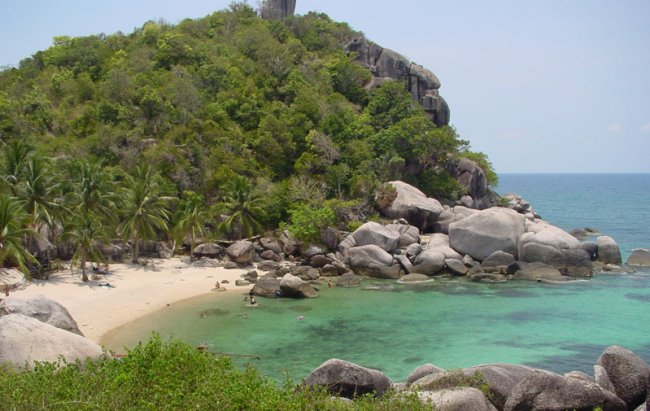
xmin=11 ymin=258 xmax=253 ymax=342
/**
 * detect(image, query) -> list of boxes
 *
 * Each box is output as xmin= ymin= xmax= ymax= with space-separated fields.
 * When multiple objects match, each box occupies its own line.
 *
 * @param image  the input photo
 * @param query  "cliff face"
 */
xmin=260 ymin=0 xmax=296 ymax=19
xmin=346 ymin=36 xmax=450 ymax=127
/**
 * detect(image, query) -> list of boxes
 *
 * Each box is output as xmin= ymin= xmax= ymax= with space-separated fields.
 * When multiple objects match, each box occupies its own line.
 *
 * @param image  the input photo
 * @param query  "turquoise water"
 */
xmin=104 ymin=174 xmax=650 ymax=382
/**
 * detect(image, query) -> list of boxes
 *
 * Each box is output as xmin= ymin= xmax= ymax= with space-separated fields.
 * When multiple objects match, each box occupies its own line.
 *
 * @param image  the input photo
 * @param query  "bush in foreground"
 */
xmin=0 ymin=335 xmax=427 ymax=410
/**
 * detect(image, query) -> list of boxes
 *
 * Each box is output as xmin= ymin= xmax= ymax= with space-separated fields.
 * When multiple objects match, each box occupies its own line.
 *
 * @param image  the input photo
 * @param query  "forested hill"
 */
xmin=0 ymin=3 xmax=495 ymax=231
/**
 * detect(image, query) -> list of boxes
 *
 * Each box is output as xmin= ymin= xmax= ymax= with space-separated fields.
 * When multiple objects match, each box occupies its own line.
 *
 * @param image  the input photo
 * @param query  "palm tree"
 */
xmin=62 ymin=211 xmax=109 ymax=282
xmin=217 ymin=175 xmax=265 ymax=240
xmin=20 ymin=156 xmax=61 ymax=233
xmin=66 ymin=159 xmax=118 ymax=222
xmin=0 ymin=194 xmax=36 ymax=274
xmin=1 ymin=140 xmax=34 ymax=196
xmin=173 ymin=191 xmax=208 ymax=260
xmin=118 ymin=165 xmax=172 ymax=263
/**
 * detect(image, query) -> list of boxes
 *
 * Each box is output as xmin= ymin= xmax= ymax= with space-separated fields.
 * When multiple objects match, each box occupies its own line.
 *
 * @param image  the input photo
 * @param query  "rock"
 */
xmin=418 ymin=387 xmax=498 ymax=411
xmin=260 ymin=237 xmax=283 ymax=254
xmin=413 ymin=363 xmax=534 ymax=410
xmin=223 ymin=261 xmax=239 ymax=269
xmin=504 ymin=370 xmax=626 ymax=411
xmin=279 ymin=274 xmax=318 ymax=298
xmin=434 ymin=206 xmax=478 ymax=234
xmin=193 ymin=243 xmax=223 ymax=259
xmin=386 ymin=223 xmax=420 ymax=248
xmin=398 ymin=273 xmax=431 ymax=283
xmin=251 ymin=277 xmax=280 ymax=297
xmin=513 ymin=262 xmax=568 ymax=282
xmin=582 ymin=242 xmax=599 ymax=260
xmin=257 ymin=260 xmax=280 ymax=272
xmin=376 ymin=181 xmax=444 ymax=232
xmin=302 ymin=245 xmax=326 ymax=259
xmin=96 ymin=242 xmax=125 ymax=262
xmin=156 ymin=241 xmax=173 ymax=259
xmin=502 ymin=193 xmax=533 ymax=214
xmin=346 ymin=222 xmax=400 ymax=253
xmin=304 ymin=358 xmax=392 ymax=398
xmin=193 ymin=258 xmax=222 ymax=268
xmin=1 ymin=296 xmax=83 ymax=336
xmin=628 ymin=249 xmax=650 ymax=267
xmin=279 ymin=230 xmax=300 ymax=256
xmin=406 ymin=243 xmax=422 ymax=257
xmin=337 ymin=273 xmax=363 ymax=287
xmin=469 ymin=272 xmax=508 ymax=283
xmin=320 ymin=227 xmax=339 ymax=250
xmin=406 ymin=363 xmax=446 ymax=386
xmin=482 ymin=251 xmax=515 ymax=269
xmin=290 ymin=266 xmax=320 ymax=281
xmin=412 ymin=250 xmax=445 ymax=275
xmin=594 ymin=364 xmax=616 ymax=393
xmin=597 ymin=345 xmax=650 ymax=409
xmin=519 ymin=242 xmax=567 ymax=268
xmin=0 ymin=314 xmax=104 ymax=368
xmin=0 ymin=268 xmax=27 ymax=292
xmin=395 ymin=254 xmax=415 ymax=274
xmin=235 ymin=280 xmax=250 ymax=286
xmin=449 ymin=158 xmax=489 ymax=202
xmin=259 ymin=0 xmax=296 ymax=19
xmin=260 ymin=249 xmax=282 ymax=262
xmin=348 ymin=245 xmax=401 ymax=279
xmin=565 ymin=371 xmax=594 ymax=382
xmin=310 ymin=254 xmax=332 ymax=268
xmin=321 ymin=264 xmax=341 ymax=277
xmin=242 ymin=270 xmax=258 ymax=282
xmin=597 ymin=236 xmax=622 ymax=265
xmin=521 ymin=220 xmax=582 ymax=250
xmin=445 ymin=259 xmax=468 ymax=276
xmin=564 ymin=248 xmax=593 ymax=276
xmin=226 ymin=241 xmax=255 ymax=264
xmin=449 ymin=208 xmax=526 ymax=261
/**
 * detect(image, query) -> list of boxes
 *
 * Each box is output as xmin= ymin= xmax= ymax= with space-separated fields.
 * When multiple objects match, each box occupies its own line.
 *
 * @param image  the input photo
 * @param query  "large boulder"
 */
xmin=226 ymin=240 xmax=255 ymax=264
xmin=0 ymin=314 xmax=104 ymax=368
xmin=1 ymin=295 xmax=83 ymax=336
xmin=386 ymin=223 xmax=420 ymax=248
xmin=303 ymin=358 xmax=392 ymax=398
xmin=250 ymin=276 xmax=281 ymax=297
xmin=434 ymin=206 xmax=478 ymax=234
xmin=347 ymin=245 xmax=401 ymax=279
xmin=597 ymin=346 xmax=650 ymax=409
xmin=279 ymin=274 xmax=318 ymax=298
xmin=448 ymin=158 xmax=489 ymax=203
xmin=597 ymin=236 xmax=622 ymax=265
xmin=345 ymin=222 xmax=400 ymax=253
xmin=412 ymin=249 xmax=446 ymax=275
xmin=521 ymin=220 xmax=582 ymax=250
xmin=0 ymin=268 xmax=27 ymax=291
xmin=449 ymin=208 xmax=526 ymax=260
xmin=193 ymin=243 xmax=224 ymax=259
xmin=418 ymin=387 xmax=497 ymax=411
xmin=512 ymin=262 xmax=568 ymax=282
xmin=482 ymin=251 xmax=515 ymax=269
xmin=628 ymin=249 xmax=650 ymax=267
xmin=504 ymin=370 xmax=626 ymax=411
xmin=376 ymin=181 xmax=444 ymax=232
xmin=413 ymin=363 xmax=535 ymax=410
xmin=406 ymin=363 xmax=446 ymax=386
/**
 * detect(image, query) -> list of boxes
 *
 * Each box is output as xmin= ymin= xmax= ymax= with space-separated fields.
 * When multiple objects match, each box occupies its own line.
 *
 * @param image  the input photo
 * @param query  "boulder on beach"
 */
xmin=303 ymin=358 xmax=392 ymax=398
xmin=1 ymin=295 xmax=83 ymax=336
xmin=0 ymin=268 xmax=27 ymax=292
xmin=596 ymin=345 xmax=650 ymax=410
xmin=0 ymin=314 xmax=104 ymax=368
xmin=376 ymin=181 xmax=444 ymax=232
xmin=250 ymin=276 xmax=281 ymax=297
xmin=418 ymin=387 xmax=497 ymax=411
xmin=226 ymin=240 xmax=255 ymax=264
xmin=279 ymin=274 xmax=319 ymax=298
xmin=503 ymin=369 xmax=626 ymax=411
xmin=193 ymin=243 xmax=224 ymax=259
xmin=449 ymin=208 xmax=525 ymax=261
xmin=627 ymin=249 xmax=650 ymax=267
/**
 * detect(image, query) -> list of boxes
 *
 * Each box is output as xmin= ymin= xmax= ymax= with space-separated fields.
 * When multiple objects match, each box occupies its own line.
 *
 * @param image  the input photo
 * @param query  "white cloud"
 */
xmin=641 ymin=123 xmax=650 ymax=133
xmin=607 ymin=123 xmax=624 ymax=134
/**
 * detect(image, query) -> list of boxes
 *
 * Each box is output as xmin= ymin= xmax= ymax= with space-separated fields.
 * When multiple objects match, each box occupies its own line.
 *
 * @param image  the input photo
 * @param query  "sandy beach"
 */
xmin=11 ymin=258 xmax=253 ymax=342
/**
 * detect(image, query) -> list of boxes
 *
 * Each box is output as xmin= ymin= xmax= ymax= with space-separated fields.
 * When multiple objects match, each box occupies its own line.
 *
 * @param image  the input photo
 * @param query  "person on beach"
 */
xmin=250 ymin=296 xmax=257 ymax=305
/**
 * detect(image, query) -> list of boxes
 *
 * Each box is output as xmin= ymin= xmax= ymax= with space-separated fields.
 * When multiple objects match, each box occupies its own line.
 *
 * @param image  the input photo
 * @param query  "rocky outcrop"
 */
xmin=448 ymin=158 xmax=490 ymax=208
xmin=627 ymin=249 xmax=650 ymax=267
xmin=339 ymin=221 xmax=400 ymax=253
xmin=303 ymin=358 xmax=392 ymax=398
xmin=418 ymin=387 xmax=498 ymax=411
xmin=347 ymin=245 xmax=401 ymax=279
xmin=279 ymin=274 xmax=318 ymax=298
xmin=346 ymin=37 xmax=449 ymax=127
xmin=1 ymin=295 xmax=83 ymax=336
xmin=376 ymin=181 xmax=443 ymax=232
xmin=0 ymin=314 xmax=104 ymax=368
xmin=259 ymin=0 xmax=296 ymax=20
xmin=503 ymin=370 xmax=626 ymax=411
xmin=596 ymin=345 xmax=650 ymax=410
xmin=434 ymin=206 xmax=478 ymax=234
xmin=449 ymin=208 xmax=526 ymax=261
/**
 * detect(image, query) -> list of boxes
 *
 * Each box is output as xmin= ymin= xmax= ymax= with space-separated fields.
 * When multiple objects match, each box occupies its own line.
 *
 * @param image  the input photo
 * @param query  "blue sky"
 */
xmin=1 ymin=0 xmax=649 ymax=173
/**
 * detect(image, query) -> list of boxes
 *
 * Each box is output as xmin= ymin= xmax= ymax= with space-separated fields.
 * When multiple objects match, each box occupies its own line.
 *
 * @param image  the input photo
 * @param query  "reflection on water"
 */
xmin=102 ymin=269 xmax=650 ymax=382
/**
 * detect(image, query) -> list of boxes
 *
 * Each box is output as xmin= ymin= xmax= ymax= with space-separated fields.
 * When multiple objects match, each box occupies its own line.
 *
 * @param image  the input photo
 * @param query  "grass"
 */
xmin=0 ymin=335 xmax=428 ymax=411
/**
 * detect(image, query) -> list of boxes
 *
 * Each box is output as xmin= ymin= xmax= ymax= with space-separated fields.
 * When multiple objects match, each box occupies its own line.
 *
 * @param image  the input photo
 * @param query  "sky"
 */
xmin=1 ymin=0 xmax=649 ymax=173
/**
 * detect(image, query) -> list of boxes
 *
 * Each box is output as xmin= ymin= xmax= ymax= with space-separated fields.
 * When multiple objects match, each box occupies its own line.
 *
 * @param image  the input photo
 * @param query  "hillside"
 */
xmin=0 ymin=3 xmax=496 ymax=258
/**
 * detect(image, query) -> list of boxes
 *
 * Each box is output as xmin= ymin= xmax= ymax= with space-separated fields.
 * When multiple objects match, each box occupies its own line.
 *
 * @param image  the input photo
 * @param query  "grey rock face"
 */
xmin=226 ymin=240 xmax=255 ymax=264
xmin=386 ymin=223 xmax=420 ymax=248
xmin=449 ymin=208 xmax=526 ymax=260
xmin=251 ymin=276 xmax=281 ymax=297
xmin=412 ymin=249 xmax=445 ymax=275
xmin=376 ymin=181 xmax=444 ymax=232
xmin=279 ymin=273 xmax=318 ymax=298
xmin=0 ymin=314 xmax=104 ymax=368
xmin=348 ymin=245 xmax=401 ymax=279
xmin=1 ymin=295 xmax=83 ymax=336
xmin=406 ymin=363 xmax=446 ymax=386
xmin=434 ymin=206 xmax=478 ymax=234
xmin=193 ymin=243 xmax=224 ymax=259
xmin=513 ymin=262 xmax=568 ymax=282
xmin=449 ymin=158 xmax=488 ymax=202
xmin=481 ymin=251 xmax=515 ymax=269
xmin=445 ymin=258 xmax=468 ymax=276
xmin=628 ymin=249 xmax=650 ymax=267
xmin=348 ymin=222 xmax=400 ymax=253
xmin=504 ymin=370 xmax=626 ymax=411
xmin=259 ymin=0 xmax=296 ymax=19
xmin=418 ymin=387 xmax=498 ymax=411
xmin=336 ymin=273 xmax=363 ymax=287
xmin=304 ymin=358 xmax=392 ymax=398
xmin=597 ymin=345 xmax=650 ymax=409
xmin=597 ymin=236 xmax=622 ymax=265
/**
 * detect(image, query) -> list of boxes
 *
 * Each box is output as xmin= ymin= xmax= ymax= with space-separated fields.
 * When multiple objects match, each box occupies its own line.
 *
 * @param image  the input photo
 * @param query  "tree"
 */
xmin=216 ymin=175 xmax=265 ymax=240
xmin=62 ymin=211 xmax=109 ymax=282
xmin=119 ymin=165 xmax=172 ymax=262
xmin=20 ymin=156 xmax=61 ymax=233
xmin=0 ymin=194 xmax=36 ymax=274
xmin=66 ymin=159 xmax=118 ymax=224
xmin=173 ymin=191 xmax=208 ymax=259
xmin=1 ymin=140 xmax=34 ymax=196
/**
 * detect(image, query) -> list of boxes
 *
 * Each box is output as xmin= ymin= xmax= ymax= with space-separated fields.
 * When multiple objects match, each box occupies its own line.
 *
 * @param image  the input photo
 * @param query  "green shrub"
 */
xmin=287 ymin=204 xmax=336 ymax=243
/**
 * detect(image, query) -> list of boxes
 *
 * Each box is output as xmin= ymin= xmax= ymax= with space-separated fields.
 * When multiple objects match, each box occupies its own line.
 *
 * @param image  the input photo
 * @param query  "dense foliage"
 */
xmin=0 ymin=3 xmax=495 ymax=263
xmin=0 ymin=335 xmax=428 ymax=410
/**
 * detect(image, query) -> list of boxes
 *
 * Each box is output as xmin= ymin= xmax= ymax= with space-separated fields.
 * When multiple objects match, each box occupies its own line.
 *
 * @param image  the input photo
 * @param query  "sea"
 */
xmin=102 ymin=174 xmax=650 ymax=382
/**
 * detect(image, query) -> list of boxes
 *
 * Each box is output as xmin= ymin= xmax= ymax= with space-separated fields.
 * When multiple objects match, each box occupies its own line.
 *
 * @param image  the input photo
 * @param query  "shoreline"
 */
xmin=11 ymin=258 xmax=253 ymax=343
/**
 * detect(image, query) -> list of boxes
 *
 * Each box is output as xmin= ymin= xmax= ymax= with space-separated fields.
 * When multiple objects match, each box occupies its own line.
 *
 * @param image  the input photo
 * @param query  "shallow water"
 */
xmin=103 ymin=174 xmax=650 ymax=381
